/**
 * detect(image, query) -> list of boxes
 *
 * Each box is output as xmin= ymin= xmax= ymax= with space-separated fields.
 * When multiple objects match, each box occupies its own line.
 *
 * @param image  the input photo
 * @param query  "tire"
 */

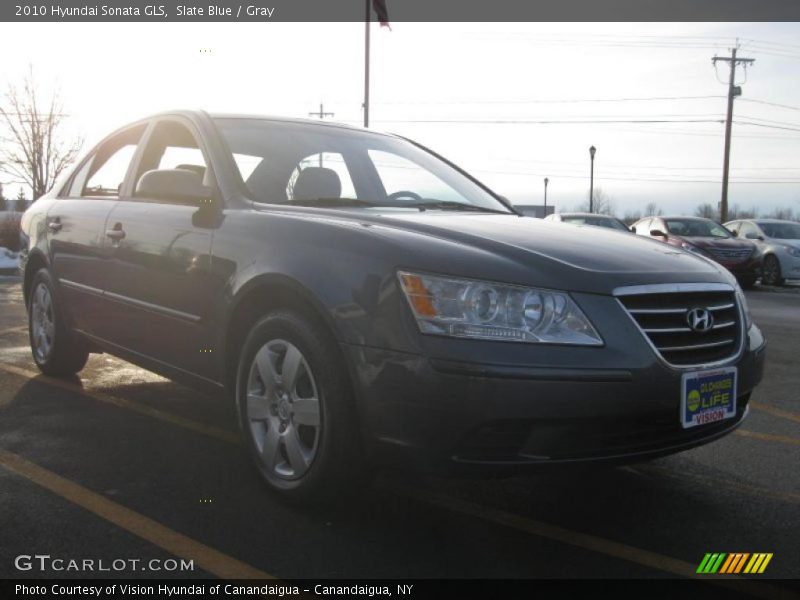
xmin=761 ymin=255 xmax=784 ymax=287
xmin=28 ymin=268 xmax=89 ymax=376
xmin=235 ymin=310 xmax=367 ymax=504
xmin=737 ymin=276 xmax=757 ymax=290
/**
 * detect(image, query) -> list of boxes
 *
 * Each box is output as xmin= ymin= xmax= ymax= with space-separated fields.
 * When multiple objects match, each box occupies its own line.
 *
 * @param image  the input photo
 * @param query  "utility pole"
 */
xmin=309 ymin=103 xmax=335 ymax=166
xmin=543 ymin=177 xmax=549 ymax=216
xmin=364 ymin=0 xmax=371 ymax=128
xmin=588 ymin=146 xmax=596 ymax=213
xmin=712 ymin=46 xmax=754 ymax=223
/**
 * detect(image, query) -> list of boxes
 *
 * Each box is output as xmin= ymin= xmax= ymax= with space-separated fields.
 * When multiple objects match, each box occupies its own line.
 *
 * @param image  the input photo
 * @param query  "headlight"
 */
xmin=734 ymin=283 xmax=752 ymax=330
xmin=681 ymin=242 xmax=707 ymax=256
xmin=397 ymin=271 xmax=603 ymax=345
xmin=782 ymin=245 xmax=800 ymax=258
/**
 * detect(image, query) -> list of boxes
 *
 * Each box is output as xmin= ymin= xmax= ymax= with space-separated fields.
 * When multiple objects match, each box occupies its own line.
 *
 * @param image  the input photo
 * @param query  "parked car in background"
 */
xmin=544 ymin=212 xmax=630 ymax=232
xmin=724 ymin=219 xmax=800 ymax=286
xmin=631 ymin=216 xmax=760 ymax=288
xmin=19 ymin=111 xmax=766 ymax=502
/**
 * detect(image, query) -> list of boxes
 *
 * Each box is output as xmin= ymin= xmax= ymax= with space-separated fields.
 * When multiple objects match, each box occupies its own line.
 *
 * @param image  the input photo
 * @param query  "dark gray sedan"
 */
xmin=19 ymin=111 xmax=765 ymax=502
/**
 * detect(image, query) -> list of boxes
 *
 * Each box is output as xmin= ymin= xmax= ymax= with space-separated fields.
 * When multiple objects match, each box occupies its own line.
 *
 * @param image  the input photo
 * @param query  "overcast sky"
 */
xmin=1 ymin=21 xmax=799 ymax=217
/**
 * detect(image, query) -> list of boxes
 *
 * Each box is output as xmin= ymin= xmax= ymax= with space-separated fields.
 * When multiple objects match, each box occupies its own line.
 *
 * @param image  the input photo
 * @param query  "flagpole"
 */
xmin=364 ymin=0 xmax=370 ymax=128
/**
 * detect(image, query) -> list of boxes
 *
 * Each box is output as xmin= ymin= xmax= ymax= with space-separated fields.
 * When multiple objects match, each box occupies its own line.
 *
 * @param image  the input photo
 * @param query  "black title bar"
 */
xmin=3 ymin=0 xmax=800 ymax=22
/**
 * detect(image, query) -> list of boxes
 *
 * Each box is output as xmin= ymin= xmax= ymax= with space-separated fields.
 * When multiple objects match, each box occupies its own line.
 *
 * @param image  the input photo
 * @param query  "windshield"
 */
xmin=562 ymin=215 xmax=629 ymax=231
xmin=758 ymin=222 xmax=800 ymax=240
xmin=665 ymin=218 xmax=731 ymax=238
xmin=214 ymin=118 xmax=511 ymax=213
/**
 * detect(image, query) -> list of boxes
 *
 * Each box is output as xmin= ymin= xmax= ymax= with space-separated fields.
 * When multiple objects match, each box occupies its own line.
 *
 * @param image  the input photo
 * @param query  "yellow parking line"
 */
xmin=390 ymin=484 xmax=791 ymax=600
xmin=751 ymin=401 xmax=800 ymax=425
xmin=0 ymin=361 xmax=796 ymax=588
xmin=735 ymin=429 xmax=800 ymax=447
xmin=634 ymin=463 xmax=800 ymax=505
xmin=0 ymin=325 xmax=27 ymax=336
xmin=0 ymin=448 xmax=273 ymax=579
xmin=0 ymin=363 xmax=240 ymax=445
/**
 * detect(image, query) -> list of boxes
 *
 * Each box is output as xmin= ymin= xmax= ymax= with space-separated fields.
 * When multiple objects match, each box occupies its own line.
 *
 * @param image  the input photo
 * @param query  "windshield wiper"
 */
xmin=405 ymin=200 xmax=510 ymax=214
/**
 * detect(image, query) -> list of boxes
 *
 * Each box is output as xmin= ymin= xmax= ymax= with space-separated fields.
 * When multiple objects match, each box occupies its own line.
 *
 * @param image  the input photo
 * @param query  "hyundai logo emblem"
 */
xmin=687 ymin=308 xmax=714 ymax=333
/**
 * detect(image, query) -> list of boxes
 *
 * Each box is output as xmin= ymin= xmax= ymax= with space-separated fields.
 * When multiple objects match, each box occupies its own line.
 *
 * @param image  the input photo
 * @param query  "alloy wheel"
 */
xmin=31 ymin=283 xmax=55 ymax=362
xmin=245 ymin=339 xmax=322 ymax=480
xmin=762 ymin=256 xmax=781 ymax=286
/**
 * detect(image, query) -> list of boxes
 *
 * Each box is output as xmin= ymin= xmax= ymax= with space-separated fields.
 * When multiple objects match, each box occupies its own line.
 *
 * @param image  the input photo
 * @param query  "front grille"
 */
xmin=706 ymin=247 xmax=752 ymax=262
xmin=618 ymin=288 xmax=741 ymax=367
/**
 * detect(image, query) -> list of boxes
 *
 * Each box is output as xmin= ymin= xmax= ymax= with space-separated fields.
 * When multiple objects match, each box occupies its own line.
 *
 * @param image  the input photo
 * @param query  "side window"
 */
xmin=740 ymin=222 xmax=759 ymax=239
xmin=286 ymin=152 xmax=356 ymax=201
xmin=133 ymin=120 xmax=212 ymax=201
xmin=77 ymin=125 xmax=146 ymax=198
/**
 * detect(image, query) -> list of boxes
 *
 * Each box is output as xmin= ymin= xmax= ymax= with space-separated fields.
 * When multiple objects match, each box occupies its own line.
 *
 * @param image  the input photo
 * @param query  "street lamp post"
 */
xmin=589 ymin=145 xmax=596 ymax=213
xmin=543 ymin=177 xmax=549 ymax=216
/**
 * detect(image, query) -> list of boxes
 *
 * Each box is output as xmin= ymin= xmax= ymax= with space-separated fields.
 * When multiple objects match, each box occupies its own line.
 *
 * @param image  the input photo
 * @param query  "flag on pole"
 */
xmin=372 ymin=0 xmax=390 ymax=28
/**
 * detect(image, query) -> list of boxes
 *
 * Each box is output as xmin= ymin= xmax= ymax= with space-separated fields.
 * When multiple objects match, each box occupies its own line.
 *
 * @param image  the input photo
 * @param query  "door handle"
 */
xmin=105 ymin=227 xmax=126 ymax=240
xmin=48 ymin=218 xmax=62 ymax=232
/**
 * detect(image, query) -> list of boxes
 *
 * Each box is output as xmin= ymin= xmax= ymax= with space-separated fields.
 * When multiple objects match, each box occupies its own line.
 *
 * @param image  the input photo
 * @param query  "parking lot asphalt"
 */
xmin=0 ymin=275 xmax=798 ymax=586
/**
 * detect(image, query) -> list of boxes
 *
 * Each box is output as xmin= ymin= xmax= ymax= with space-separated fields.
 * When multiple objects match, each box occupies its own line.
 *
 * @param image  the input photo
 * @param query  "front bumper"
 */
xmin=344 ymin=334 xmax=766 ymax=475
xmin=776 ymin=252 xmax=800 ymax=280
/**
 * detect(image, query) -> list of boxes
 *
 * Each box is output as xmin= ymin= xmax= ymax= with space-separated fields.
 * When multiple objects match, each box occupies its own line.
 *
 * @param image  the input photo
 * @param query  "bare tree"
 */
xmin=622 ymin=210 xmax=642 ymax=225
xmin=576 ymin=187 xmax=616 ymax=216
xmin=643 ymin=202 xmax=663 ymax=216
xmin=694 ymin=203 xmax=718 ymax=220
xmin=764 ymin=206 xmax=796 ymax=221
xmin=727 ymin=204 xmax=758 ymax=221
xmin=0 ymin=67 xmax=82 ymax=201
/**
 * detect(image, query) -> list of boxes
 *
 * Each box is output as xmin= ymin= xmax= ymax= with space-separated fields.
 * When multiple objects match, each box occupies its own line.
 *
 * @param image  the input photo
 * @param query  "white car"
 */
xmin=543 ymin=212 xmax=631 ymax=232
xmin=725 ymin=219 xmax=800 ymax=286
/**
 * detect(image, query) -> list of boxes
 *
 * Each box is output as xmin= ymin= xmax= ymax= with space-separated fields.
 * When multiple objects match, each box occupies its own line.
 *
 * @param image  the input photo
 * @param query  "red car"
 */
xmin=631 ymin=216 xmax=760 ymax=287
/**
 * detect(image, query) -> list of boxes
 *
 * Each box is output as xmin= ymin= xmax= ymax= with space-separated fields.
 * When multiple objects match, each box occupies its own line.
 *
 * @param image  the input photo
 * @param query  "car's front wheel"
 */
xmin=761 ymin=255 xmax=784 ymax=287
xmin=236 ymin=310 xmax=366 ymax=503
xmin=28 ymin=268 xmax=89 ymax=376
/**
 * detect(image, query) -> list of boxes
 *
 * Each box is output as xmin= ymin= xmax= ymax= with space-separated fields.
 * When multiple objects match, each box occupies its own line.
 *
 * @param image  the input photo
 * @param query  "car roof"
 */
xmin=142 ymin=109 xmax=393 ymax=136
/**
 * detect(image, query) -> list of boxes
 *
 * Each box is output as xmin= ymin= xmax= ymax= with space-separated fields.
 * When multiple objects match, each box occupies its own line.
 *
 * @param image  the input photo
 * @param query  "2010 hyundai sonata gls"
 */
xmin=20 ymin=111 xmax=766 ymax=502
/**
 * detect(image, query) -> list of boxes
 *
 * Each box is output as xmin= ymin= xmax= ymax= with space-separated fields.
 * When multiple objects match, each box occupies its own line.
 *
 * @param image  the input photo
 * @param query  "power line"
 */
xmin=740 ymin=98 xmax=800 ymax=112
xmin=735 ymin=120 xmax=800 ymax=133
xmin=368 ymin=118 xmax=725 ymax=125
xmin=373 ymin=95 xmax=726 ymax=106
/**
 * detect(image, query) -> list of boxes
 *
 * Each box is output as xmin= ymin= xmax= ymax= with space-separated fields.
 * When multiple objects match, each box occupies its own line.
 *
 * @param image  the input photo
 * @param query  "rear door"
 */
xmin=99 ymin=118 xmax=221 ymax=380
xmin=49 ymin=124 xmax=146 ymax=337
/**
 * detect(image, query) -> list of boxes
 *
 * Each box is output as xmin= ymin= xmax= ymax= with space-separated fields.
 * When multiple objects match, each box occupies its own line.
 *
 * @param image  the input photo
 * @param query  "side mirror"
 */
xmin=744 ymin=232 xmax=763 ymax=241
xmin=135 ymin=169 xmax=212 ymax=204
xmin=650 ymin=229 xmax=668 ymax=238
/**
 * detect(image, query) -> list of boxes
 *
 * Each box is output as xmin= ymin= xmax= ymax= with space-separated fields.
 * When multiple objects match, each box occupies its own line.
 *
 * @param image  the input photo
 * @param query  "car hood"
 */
xmin=770 ymin=238 xmax=800 ymax=249
xmin=354 ymin=211 xmax=723 ymax=275
xmin=680 ymin=236 xmax=753 ymax=250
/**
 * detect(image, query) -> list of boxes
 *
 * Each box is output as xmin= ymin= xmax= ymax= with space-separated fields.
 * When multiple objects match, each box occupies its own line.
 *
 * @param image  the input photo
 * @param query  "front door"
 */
xmin=99 ymin=118 xmax=221 ymax=380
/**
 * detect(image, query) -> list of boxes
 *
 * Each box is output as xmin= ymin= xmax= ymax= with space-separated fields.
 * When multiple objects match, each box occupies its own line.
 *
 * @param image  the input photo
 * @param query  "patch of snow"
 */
xmin=0 ymin=247 xmax=19 ymax=270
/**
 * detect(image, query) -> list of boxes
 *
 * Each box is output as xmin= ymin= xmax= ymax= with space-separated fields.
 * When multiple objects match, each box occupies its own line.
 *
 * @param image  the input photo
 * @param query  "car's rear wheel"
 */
xmin=761 ymin=255 xmax=784 ymax=287
xmin=236 ymin=310 xmax=366 ymax=503
xmin=28 ymin=269 xmax=89 ymax=376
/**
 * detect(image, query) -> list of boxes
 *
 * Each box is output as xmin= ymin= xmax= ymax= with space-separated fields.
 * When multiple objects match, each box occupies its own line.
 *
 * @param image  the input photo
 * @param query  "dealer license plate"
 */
xmin=681 ymin=367 xmax=738 ymax=429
